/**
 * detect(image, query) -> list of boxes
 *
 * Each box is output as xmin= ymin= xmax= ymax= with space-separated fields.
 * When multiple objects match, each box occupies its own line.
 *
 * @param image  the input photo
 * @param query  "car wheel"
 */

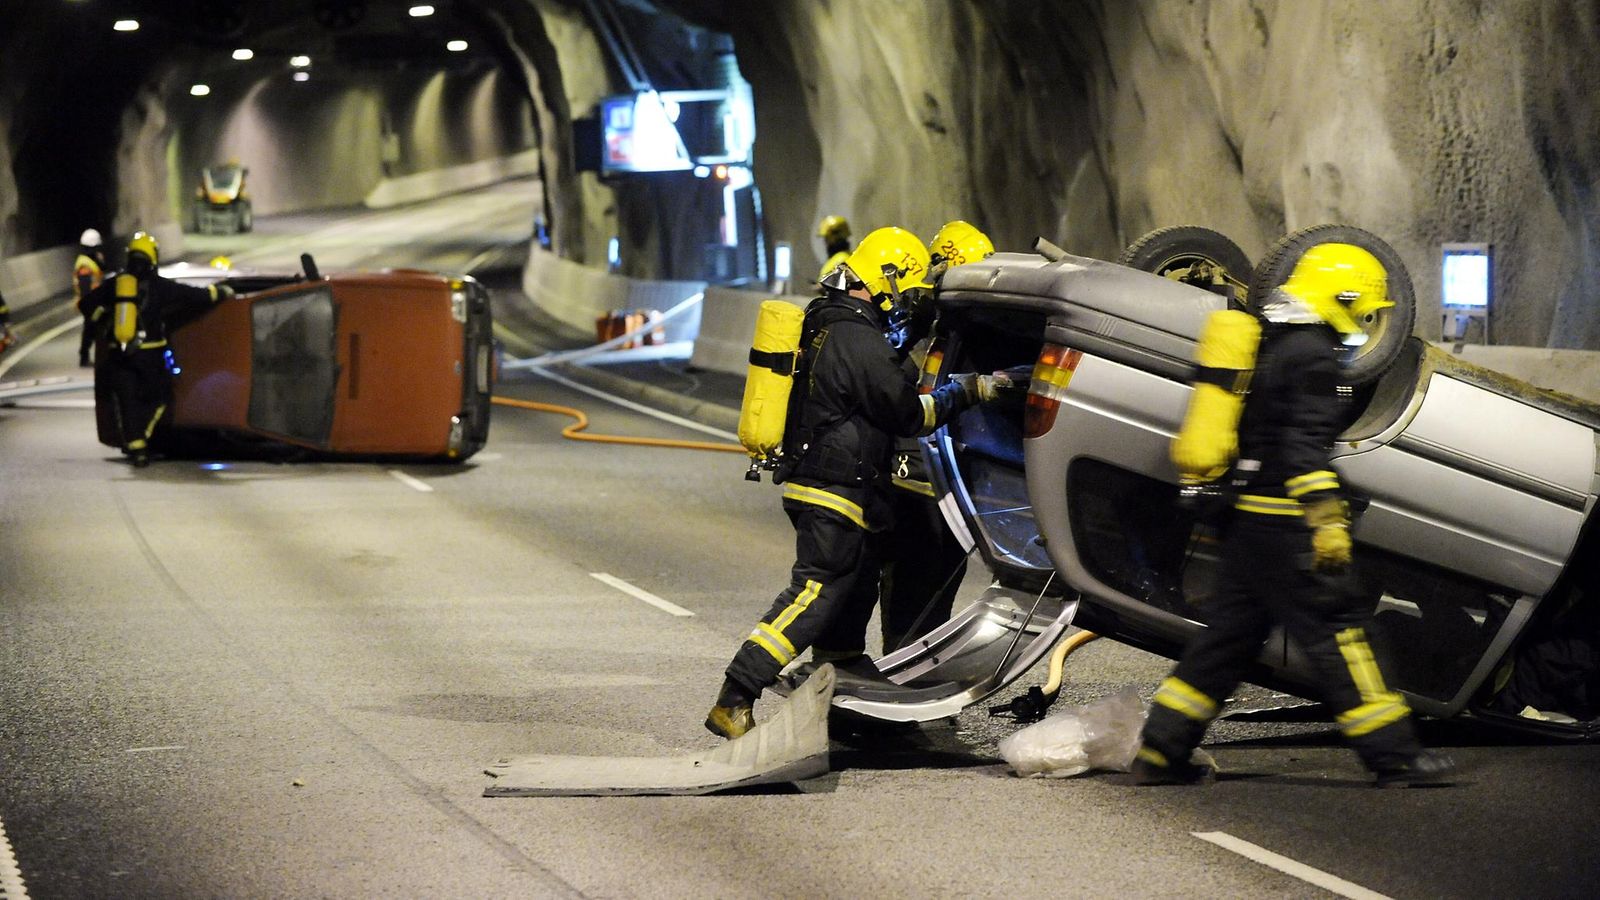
xmin=239 ymin=201 xmax=253 ymax=233
xmin=1120 ymin=225 xmax=1253 ymax=304
xmin=1247 ymin=224 xmax=1417 ymax=387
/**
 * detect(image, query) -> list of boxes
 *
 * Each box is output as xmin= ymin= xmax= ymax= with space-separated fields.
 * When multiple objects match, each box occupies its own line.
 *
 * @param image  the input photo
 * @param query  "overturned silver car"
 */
xmin=829 ymin=225 xmax=1600 ymax=737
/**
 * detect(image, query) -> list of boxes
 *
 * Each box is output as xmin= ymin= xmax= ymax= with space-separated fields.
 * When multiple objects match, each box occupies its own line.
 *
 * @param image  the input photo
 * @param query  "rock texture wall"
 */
xmin=709 ymin=0 xmax=1600 ymax=348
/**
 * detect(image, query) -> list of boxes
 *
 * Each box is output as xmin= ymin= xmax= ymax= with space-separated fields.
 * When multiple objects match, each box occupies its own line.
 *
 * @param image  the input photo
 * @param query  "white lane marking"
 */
xmin=0 ymin=814 xmax=30 ymax=900
xmin=530 ymin=367 xmax=739 ymax=442
xmin=125 ymin=745 xmax=186 ymax=753
xmin=387 ymin=469 xmax=435 ymax=493
xmin=1192 ymin=831 xmax=1393 ymax=900
xmin=0 ymin=318 xmax=81 ymax=380
xmin=590 ymin=573 xmax=695 ymax=618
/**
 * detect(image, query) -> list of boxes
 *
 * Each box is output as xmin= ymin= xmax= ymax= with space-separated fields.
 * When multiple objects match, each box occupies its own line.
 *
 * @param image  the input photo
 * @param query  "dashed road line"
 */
xmin=590 ymin=573 xmax=695 ymax=617
xmin=1192 ymin=831 xmax=1392 ymax=900
xmin=387 ymin=469 xmax=435 ymax=493
xmin=0 ymin=814 xmax=31 ymax=899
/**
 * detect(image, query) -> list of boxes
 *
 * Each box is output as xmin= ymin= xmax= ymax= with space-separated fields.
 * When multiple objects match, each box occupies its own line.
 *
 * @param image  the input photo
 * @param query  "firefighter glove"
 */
xmin=1304 ymin=497 xmax=1352 ymax=571
xmin=951 ymin=372 xmax=1001 ymax=405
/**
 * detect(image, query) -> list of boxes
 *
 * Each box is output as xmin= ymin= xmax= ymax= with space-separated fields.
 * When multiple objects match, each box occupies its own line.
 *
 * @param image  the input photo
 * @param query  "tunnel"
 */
xmin=3 ymin=3 xmax=1600 ymax=897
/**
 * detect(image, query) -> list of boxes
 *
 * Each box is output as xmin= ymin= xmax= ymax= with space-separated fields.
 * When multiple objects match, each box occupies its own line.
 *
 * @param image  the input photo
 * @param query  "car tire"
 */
xmin=239 ymin=202 xmax=253 ymax=233
xmin=1120 ymin=225 xmax=1253 ymax=304
xmin=1247 ymin=224 xmax=1417 ymax=387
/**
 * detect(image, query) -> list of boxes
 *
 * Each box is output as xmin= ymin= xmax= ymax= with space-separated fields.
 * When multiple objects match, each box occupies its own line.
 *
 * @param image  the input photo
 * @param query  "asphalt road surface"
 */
xmin=1 ymin=184 xmax=1596 ymax=898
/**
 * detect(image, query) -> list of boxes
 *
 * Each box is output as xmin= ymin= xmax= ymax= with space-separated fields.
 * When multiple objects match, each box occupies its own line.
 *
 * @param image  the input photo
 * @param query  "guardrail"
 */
xmin=0 ymin=223 xmax=186 ymax=316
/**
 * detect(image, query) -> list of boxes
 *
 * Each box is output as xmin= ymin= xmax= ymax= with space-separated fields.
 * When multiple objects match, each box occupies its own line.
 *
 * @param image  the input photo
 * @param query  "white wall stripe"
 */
xmin=0 ymin=815 xmax=31 ymax=900
xmin=1191 ymin=831 xmax=1392 ymax=900
xmin=590 ymin=573 xmax=695 ymax=617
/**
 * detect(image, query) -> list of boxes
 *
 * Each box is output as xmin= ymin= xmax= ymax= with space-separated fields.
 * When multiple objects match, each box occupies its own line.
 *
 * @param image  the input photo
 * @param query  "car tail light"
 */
xmin=918 ymin=340 xmax=944 ymax=394
xmin=1024 ymin=343 xmax=1082 ymax=439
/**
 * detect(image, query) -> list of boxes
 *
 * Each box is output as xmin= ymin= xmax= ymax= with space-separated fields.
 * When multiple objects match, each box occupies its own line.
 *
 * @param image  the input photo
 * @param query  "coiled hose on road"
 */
xmin=491 ymin=395 xmax=746 ymax=454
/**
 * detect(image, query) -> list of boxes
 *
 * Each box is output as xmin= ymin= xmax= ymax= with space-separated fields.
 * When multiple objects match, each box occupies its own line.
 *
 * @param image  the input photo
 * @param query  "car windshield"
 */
xmin=203 ymin=166 xmax=242 ymax=193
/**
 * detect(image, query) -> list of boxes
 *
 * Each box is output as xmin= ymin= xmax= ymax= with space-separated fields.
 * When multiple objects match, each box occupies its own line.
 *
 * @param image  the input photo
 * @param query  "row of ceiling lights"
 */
xmin=99 ymin=5 xmax=470 ymax=97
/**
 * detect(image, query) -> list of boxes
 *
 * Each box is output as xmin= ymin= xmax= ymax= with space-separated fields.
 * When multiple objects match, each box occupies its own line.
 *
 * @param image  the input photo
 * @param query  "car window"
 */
xmin=248 ymin=286 xmax=338 ymax=446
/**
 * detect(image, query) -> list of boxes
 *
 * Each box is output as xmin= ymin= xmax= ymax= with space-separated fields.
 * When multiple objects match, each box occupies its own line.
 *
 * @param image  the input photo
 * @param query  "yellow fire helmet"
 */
xmin=928 ymin=220 xmax=995 ymax=267
xmin=817 ymin=215 xmax=851 ymax=244
xmin=844 ymin=226 xmax=933 ymax=301
xmin=127 ymin=230 xmax=160 ymax=268
xmin=1281 ymin=242 xmax=1393 ymax=336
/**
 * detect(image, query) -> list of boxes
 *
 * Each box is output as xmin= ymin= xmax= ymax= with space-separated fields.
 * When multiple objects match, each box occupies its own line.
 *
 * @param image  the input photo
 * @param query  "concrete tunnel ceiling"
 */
xmin=2 ymin=1 xmax=1598 ymax=348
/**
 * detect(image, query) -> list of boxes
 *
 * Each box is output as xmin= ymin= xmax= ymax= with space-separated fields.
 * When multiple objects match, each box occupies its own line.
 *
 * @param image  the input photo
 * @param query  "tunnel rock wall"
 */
xmin=709 ymin=0 xmax=1600 ymax=348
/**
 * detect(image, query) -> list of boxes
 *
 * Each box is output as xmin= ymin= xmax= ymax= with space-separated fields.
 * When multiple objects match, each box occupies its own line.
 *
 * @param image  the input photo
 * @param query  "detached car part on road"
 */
xmin=829 ymin=225 xmax=1600 ymax=736
xmin=94 ymin=259 xmax=494 ymax=461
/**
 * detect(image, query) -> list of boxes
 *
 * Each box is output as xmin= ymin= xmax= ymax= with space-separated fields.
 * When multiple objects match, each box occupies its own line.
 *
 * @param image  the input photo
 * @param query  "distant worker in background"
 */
xmin=1132 ymin=242 xmax=1455 ymax=787
xmin=79 ymin=231 xmax=231 ymax=467
xmin=74 ymin=228 xmax=107 ymax=367
xmin=816 ymin=215 xmax=852 ymax=283
xmin=707 ymin=225 xmax=1011 ymax=739
xmin=878 ymin=220 xmax=998 ymax=652
xmin=0 ymin=284 xmax=13 ymax=355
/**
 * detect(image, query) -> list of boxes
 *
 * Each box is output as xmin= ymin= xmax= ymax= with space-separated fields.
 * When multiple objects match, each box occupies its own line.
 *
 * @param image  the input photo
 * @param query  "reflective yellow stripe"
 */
xmin=127 ymin=438 xmax=147 ymax=451
xmin=891 ymin=476 xmax=936 ymax=497
xmin=1286 ymin=470 xmax=1340 ymax=498
xmin=1033 ymin=364 xmax=1072 ymax=391
xmin=1136 ymin=746 xmax=1169 ymax=767
xmin=142 ymin=403 xmax=167 ymax=439
xmin=919 ymin=394 xmax=937 ymax=432
xmin=771 ymin=579 xmax=822 ymax=632
xmin=1235 ymin=494 xmax=1304 ymax=516
xmin=1153 ymin=676 xmax=1218 ymax=721
xmin=1336 ymin=627 xmax=1388 ymax=700
xmin=1337 ymin=696 xmax=1410 ymax=737
xmin=781 ymin=484 xmax=868 ymax=529
xmin=749 ymin=627 xmax=794 ymax=665
xmin=138 ymin=340 xmax=168 ymax=349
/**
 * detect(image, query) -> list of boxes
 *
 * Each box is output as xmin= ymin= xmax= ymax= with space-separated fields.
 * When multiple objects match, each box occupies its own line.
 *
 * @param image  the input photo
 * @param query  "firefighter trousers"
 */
xmin=1140 ymin=514 xmax=1424 ymax=772
xmin=724 ymin=502 xmax=884 ymax=697
xmin=105 ymin=349 xmax=172 ymax=453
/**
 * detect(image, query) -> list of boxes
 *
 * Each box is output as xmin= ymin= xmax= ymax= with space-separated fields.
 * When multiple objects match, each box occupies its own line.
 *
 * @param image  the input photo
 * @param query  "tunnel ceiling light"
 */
xmin=190 ymin=84 xmax=211 ymax=96
xmin=113 ymin=18 xmax=139 ymax=31
xmin=409 ymin=4 xmax=435 ymax=16
xmin=290 ymin=55 xmax=312 ymax=67
xmin=232 ymin=48 xmax=254 ymax=61
xmin=293 ymin=71 xmax=310 ymax=82
xmin=446 ymin=39 xmax=468 ymax=52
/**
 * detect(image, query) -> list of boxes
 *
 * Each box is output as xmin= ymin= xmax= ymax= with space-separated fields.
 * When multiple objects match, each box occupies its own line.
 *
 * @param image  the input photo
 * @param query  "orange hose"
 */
xmin=491 ymin=395 xmax=747 ymax=454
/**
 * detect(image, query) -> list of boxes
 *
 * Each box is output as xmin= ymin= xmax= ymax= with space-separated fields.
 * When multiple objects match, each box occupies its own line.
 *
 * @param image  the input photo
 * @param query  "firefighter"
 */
xmin=0 ymin=285 xmax=13 ymax=354
xmin=707 ymin=225 xmax=1007 ymax=739
xmin=74 ymin=228 xmax=107 ymax=366
xmin=878 ymin=220 xmax=997 ymax=652
xmin=1133 ymin=242 xmax=1455 ymax=787
xmin=816 ymin=215 xmax=852 ymax=283
xmin=79 ymin=231 xmax=231 ymax=467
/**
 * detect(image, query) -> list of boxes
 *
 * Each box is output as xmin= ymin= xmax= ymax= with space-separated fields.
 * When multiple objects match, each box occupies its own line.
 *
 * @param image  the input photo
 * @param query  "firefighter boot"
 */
xmin=1131 ymin=745 xmax=1217 ymax=786
xmin=1373 ymin=750 xmax=1456 ymax=788
xmin=705 ymin=679 xmax=755 ymax=740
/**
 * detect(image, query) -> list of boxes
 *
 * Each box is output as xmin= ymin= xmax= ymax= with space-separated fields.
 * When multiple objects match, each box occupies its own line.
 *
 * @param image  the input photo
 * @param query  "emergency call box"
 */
xmin=1441 ymin=243 xmax=1492 ymax=314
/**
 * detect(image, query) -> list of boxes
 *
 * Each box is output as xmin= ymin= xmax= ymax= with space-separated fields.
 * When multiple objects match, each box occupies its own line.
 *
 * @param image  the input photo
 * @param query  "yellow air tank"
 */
xmin=1171 ymin=309 xmax=1260 ymax=483
xmin=112 ymin=273 xmax=140 ymax=347
xmin=738 ymin=300 xmax=806 ymax=477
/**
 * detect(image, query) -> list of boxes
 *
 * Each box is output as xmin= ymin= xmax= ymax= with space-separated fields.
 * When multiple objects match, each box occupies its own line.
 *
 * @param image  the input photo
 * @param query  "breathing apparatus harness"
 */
xmin=739 ymin=262 xmax=909 ymax=484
